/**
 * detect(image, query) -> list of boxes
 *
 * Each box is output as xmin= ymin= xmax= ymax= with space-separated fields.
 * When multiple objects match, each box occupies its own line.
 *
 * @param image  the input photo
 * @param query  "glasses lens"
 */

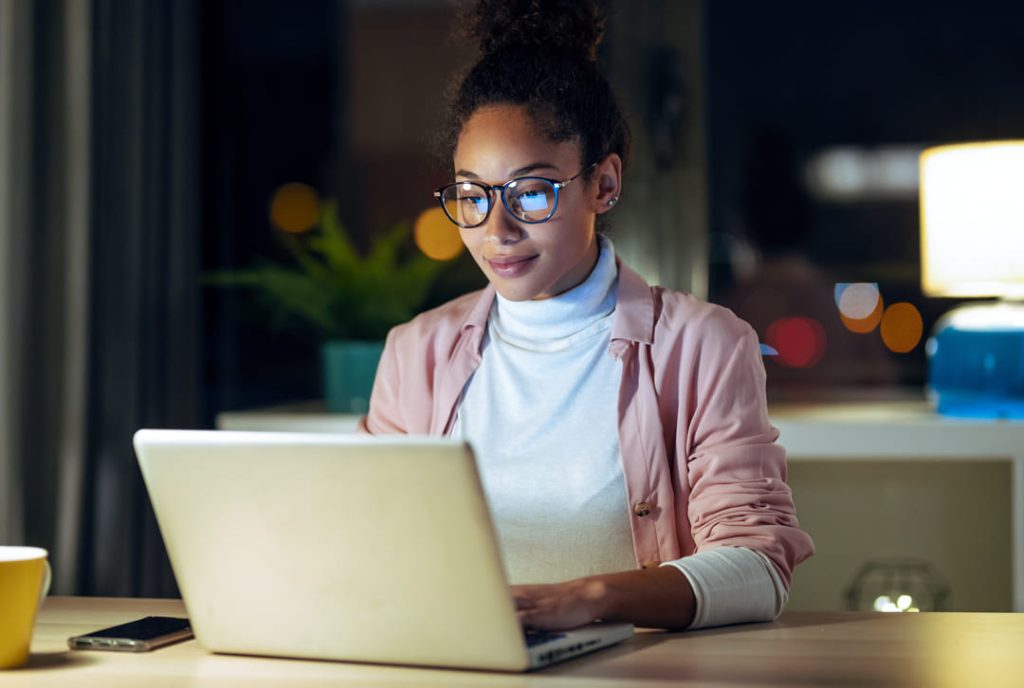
xmin=441 ymin=182 xmax=489 ymax=227
xmin=506 ymin=178 xmax=557 ymax=222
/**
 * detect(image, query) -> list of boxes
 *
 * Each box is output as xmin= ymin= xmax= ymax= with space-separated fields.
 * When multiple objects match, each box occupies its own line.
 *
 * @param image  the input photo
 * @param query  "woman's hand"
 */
xmin=512 ymin=579 xmax=608 ymax=631
xmin=511 ymin=566 xmax=697 ymax=631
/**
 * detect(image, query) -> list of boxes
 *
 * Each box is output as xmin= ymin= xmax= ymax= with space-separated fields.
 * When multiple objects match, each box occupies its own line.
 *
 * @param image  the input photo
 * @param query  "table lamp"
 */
xmin=920 ymin=142 xmax=1024 ymax=418
xmin=844 ymin=558 xmax=950 ymax=612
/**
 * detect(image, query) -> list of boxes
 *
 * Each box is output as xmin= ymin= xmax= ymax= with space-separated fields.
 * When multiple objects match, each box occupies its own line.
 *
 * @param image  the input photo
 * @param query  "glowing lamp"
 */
xmin=845 ymin=559 xmax=949 ymax=612
xmin=920 ymin=142 xmax=1024 ymax=418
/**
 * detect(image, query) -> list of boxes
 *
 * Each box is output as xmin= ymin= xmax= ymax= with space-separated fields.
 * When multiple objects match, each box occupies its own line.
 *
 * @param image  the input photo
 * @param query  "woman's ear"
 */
xmin=592 ymin=153 xmax=623 ymax=215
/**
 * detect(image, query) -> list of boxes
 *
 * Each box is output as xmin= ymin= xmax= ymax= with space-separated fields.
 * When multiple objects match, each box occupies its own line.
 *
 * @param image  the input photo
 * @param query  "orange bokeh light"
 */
xmin=414 ymin=207 xmax=464 ymax=260
xmin=765 ymin=316 xmax=827 ymax=368
xmin=880 ymin=302 xmax=924 ymax=353
xmin=269 ymin=183 xmax=321 ymax=234
xmin=841 ymin=295 xmax=885 ymax=334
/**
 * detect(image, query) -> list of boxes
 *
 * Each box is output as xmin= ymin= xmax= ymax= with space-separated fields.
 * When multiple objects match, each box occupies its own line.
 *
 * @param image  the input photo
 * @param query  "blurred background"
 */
xmin=2 ymin=0 xmax=1022 ymax=607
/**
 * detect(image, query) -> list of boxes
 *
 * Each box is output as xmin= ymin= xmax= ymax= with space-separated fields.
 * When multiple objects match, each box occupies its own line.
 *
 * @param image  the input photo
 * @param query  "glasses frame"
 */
xmin=433 ymin=162 xmax=598 ymax=229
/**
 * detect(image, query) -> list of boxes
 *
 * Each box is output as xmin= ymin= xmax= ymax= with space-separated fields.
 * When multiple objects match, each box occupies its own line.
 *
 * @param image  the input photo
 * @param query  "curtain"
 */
xmin=0 ymin=0 xmax=201 ymax=597
xmin=80 ymin=0 xmax=202 ymax=597
xmin=0 ymin=0 xmax=30 ymax=551
xmin=0 ymin=0 xmax=92 ymax=591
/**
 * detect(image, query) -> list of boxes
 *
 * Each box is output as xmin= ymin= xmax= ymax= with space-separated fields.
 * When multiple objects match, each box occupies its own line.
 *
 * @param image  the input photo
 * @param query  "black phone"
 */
xmin=67 ymin=616 xmax=193 ymax=652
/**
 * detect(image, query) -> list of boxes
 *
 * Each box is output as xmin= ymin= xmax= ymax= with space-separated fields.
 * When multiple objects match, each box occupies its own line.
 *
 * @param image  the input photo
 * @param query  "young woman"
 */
xmin=361 ymin=0 xmax=814 ymax=631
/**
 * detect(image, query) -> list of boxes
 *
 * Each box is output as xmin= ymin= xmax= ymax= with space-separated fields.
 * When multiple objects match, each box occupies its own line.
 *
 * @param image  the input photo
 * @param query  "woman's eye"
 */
xmin=516 ymin=190 xmax=550 ymax=212
xmin=460 ymin=196 xmax=488 ymax=212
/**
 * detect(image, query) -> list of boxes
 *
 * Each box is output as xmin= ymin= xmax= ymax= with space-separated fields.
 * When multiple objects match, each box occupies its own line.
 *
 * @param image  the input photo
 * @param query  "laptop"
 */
xmin=133 ymin=429 xmax=633 ymax=671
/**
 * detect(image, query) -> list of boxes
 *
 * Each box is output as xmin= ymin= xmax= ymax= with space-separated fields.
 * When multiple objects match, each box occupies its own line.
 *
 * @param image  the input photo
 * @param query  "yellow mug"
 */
xmin=0 ymin=547 xmax=52 ymax=669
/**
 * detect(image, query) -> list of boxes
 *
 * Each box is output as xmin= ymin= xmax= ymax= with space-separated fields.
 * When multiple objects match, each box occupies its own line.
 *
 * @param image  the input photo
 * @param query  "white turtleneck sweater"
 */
xmin=451 ymin=236 xmax=786 ymax=629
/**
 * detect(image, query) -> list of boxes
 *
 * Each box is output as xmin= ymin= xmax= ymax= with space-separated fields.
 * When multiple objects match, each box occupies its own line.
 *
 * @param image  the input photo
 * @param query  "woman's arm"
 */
xmin=512 ymin=566 xmax=696 ymax=631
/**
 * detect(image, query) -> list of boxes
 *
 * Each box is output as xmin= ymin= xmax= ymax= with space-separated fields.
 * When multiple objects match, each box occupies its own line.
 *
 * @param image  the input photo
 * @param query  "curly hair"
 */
xmin=441 ymin=0 xmax=631 ymax=178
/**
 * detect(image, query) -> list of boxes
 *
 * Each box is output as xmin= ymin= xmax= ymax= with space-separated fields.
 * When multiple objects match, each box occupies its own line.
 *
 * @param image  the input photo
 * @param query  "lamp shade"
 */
xmin=920 ymin=142 xmax=1024 ymax=298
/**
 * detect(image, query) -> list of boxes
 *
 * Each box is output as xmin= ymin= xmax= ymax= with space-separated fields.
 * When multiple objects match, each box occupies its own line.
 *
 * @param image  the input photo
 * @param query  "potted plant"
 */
xmin=207 ymin=197 xmax=450 ymax=413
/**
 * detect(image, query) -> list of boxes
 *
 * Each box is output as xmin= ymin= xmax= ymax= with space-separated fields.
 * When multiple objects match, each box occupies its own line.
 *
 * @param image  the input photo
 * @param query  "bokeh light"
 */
xmin=414 ymin=207 xmax=464 ymax=260
xmin=269 ymin=182 xmax=321 ymax=234
xmin=880 ymin=302 xmax=924 ymax=353
xmin=805 ymin=146 xmax=922 ymax=201
xmin=873 ymin=595 xmax=896 ymax=612
xmin=843 ymin=296 xmax=884 ymax=333
xmin=841 ymin=296 xmax=885 ymax=334
xmin=872 ymin=594 xmax=920 ymax=613
xmin=765 ymin=316 xmax=827 ymax=368
xmin=834 ymin=282 xmax=885 ymax=334
xmin=836 ymin=282 xmax=881 ymax=319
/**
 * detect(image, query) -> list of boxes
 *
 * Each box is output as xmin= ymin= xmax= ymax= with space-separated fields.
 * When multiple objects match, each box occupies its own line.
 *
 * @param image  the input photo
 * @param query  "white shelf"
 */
xmin=217 ymin=406 xmax=361 ymax=433
xmin=772 ymin=400 xmax=1024 ymax=460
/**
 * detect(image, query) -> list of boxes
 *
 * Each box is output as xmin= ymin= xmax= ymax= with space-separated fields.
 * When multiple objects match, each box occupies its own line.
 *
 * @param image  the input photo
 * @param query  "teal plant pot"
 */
xmin=322 ymin=340 xmax=385 ymax=414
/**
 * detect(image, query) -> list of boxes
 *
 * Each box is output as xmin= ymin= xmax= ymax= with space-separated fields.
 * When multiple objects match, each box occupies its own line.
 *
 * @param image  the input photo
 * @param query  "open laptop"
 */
xmin=133 ymin=429 xmax=633 ymax=671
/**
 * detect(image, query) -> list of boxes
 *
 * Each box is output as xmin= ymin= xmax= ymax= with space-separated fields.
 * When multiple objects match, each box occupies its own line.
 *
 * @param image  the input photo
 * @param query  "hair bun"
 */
xmin=467 ymin=0 xmax=605 ymax=62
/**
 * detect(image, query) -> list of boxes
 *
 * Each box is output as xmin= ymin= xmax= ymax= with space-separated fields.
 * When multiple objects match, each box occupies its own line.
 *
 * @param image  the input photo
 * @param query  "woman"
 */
xmin=361 ymin=0 xmax=814 ymax=631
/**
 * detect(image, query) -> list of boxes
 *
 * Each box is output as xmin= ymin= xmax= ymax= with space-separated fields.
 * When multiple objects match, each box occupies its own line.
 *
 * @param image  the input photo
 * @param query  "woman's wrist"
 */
xmin=576 ymin=578 xmax=611 ymax=621
xmin=586 ymin=566 xmax=696 ymax=629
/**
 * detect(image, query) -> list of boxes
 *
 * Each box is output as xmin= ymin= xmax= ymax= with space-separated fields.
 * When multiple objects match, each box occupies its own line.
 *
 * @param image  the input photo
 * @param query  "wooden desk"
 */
xmin=5 ymin=597 xmax=1024 ymax=687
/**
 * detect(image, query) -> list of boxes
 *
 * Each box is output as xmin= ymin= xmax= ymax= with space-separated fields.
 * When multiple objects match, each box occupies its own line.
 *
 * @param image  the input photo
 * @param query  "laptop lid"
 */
xmin=134 ymin=430 xmax=533 ymax=671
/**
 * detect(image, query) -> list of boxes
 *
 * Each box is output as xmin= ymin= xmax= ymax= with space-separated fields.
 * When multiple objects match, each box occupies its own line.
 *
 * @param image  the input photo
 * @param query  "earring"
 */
xmin=607 ymin=196 xmax=619 ymax=207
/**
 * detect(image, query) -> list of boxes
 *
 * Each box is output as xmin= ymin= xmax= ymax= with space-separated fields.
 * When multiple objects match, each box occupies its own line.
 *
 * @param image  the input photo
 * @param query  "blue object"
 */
xmin=322 ymin=340 xmax=385 ymax=414
xmin=926 ymin=302 xmax=1024 ymax=419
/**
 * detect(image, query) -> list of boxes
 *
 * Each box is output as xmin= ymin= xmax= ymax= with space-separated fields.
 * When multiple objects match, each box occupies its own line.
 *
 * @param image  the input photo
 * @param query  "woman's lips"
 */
xmin=486 ymin=255 xmax=537 ymax=278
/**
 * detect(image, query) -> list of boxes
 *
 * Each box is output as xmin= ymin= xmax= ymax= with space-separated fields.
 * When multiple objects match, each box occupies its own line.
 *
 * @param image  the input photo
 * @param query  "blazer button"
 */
xmin=633 ymin=501 xmax=651 ymax=517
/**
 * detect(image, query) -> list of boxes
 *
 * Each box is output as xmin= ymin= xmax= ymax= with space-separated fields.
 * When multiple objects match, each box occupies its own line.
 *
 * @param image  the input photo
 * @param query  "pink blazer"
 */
xmin=360 ymin=259 xmax=815 ymax=588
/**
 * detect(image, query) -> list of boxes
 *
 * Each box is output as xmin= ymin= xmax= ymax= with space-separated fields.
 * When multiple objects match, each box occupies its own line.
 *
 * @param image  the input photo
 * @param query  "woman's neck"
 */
xmin=492 ymin=235 xmax=617 ymax=343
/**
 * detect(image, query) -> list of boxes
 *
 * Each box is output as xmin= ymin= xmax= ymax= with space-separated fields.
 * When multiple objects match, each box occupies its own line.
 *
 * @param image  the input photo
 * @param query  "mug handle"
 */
xmin=38 ymin=560 xmax=52 ymax=607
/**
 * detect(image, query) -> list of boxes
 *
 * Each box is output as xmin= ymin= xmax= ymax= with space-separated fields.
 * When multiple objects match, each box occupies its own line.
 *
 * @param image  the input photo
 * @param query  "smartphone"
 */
xmin=68 ymin=616 xmax=193 ymax=652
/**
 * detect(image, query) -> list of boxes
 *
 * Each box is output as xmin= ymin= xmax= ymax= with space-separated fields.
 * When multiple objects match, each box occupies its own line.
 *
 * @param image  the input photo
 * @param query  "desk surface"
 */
xmin=6 ymin=597 xmax=1024 ymax=687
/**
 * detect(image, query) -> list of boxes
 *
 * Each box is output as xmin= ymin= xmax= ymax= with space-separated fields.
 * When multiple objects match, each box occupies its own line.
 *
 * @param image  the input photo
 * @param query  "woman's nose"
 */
xmin=483 ymin=200 xmax=524 ymax=244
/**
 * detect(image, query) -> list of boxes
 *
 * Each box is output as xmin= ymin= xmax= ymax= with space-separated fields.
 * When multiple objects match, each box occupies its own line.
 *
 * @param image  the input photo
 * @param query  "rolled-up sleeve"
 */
xmin=662 ymin=546 xmax=787 ymax=629
xmin=683 ymin=319 xmax=814 ymax=589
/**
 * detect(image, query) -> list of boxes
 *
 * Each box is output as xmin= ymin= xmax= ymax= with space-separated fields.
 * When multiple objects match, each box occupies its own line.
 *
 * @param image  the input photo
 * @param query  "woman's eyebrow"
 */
xmin=455 ymin=161 xmax=562 ymax=180
xmin=509 ymin=161 xmax=560 ymax=176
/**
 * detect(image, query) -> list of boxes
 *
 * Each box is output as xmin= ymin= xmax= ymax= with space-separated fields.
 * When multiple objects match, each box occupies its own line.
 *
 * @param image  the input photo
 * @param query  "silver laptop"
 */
xmin=133 ymin=429 xmax=633 ymax=671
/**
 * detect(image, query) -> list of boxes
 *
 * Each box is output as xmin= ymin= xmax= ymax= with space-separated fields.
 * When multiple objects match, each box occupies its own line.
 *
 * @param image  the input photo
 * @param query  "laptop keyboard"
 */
xmin=524 ymin=631 xmax=566 ymax=648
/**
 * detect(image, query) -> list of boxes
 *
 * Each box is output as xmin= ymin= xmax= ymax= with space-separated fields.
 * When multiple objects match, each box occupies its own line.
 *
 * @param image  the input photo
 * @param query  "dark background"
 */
xmin=200 ymin=0 xmax=1024 ymax=419
xmin=705 ymin=1 xmax=1024 ymax=391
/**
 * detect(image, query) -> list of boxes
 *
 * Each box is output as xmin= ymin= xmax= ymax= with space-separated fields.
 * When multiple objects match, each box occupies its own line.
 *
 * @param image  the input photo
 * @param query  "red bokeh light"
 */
xmin=765 ymin=316 xmax=827 ymax=368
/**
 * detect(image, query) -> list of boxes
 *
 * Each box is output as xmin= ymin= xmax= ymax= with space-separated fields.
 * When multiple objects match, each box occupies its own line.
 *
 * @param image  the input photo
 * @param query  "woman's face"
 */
xmin=453 ymin=104 xmax=620 ymax=301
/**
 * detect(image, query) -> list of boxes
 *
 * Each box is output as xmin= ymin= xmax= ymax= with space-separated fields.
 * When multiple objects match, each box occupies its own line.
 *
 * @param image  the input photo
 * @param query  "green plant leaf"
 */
xmin=205 ymin=200 xmax=454 ymax=341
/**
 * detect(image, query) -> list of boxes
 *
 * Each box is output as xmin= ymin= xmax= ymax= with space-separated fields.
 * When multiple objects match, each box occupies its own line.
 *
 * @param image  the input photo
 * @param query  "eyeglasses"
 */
xmin=433 ymin=163 xmax=597 ymax=229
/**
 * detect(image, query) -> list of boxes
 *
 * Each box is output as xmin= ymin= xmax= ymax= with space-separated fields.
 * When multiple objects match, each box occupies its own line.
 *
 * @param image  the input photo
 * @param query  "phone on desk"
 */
xmin=68 ymin=616 xmax=193 ymax=652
